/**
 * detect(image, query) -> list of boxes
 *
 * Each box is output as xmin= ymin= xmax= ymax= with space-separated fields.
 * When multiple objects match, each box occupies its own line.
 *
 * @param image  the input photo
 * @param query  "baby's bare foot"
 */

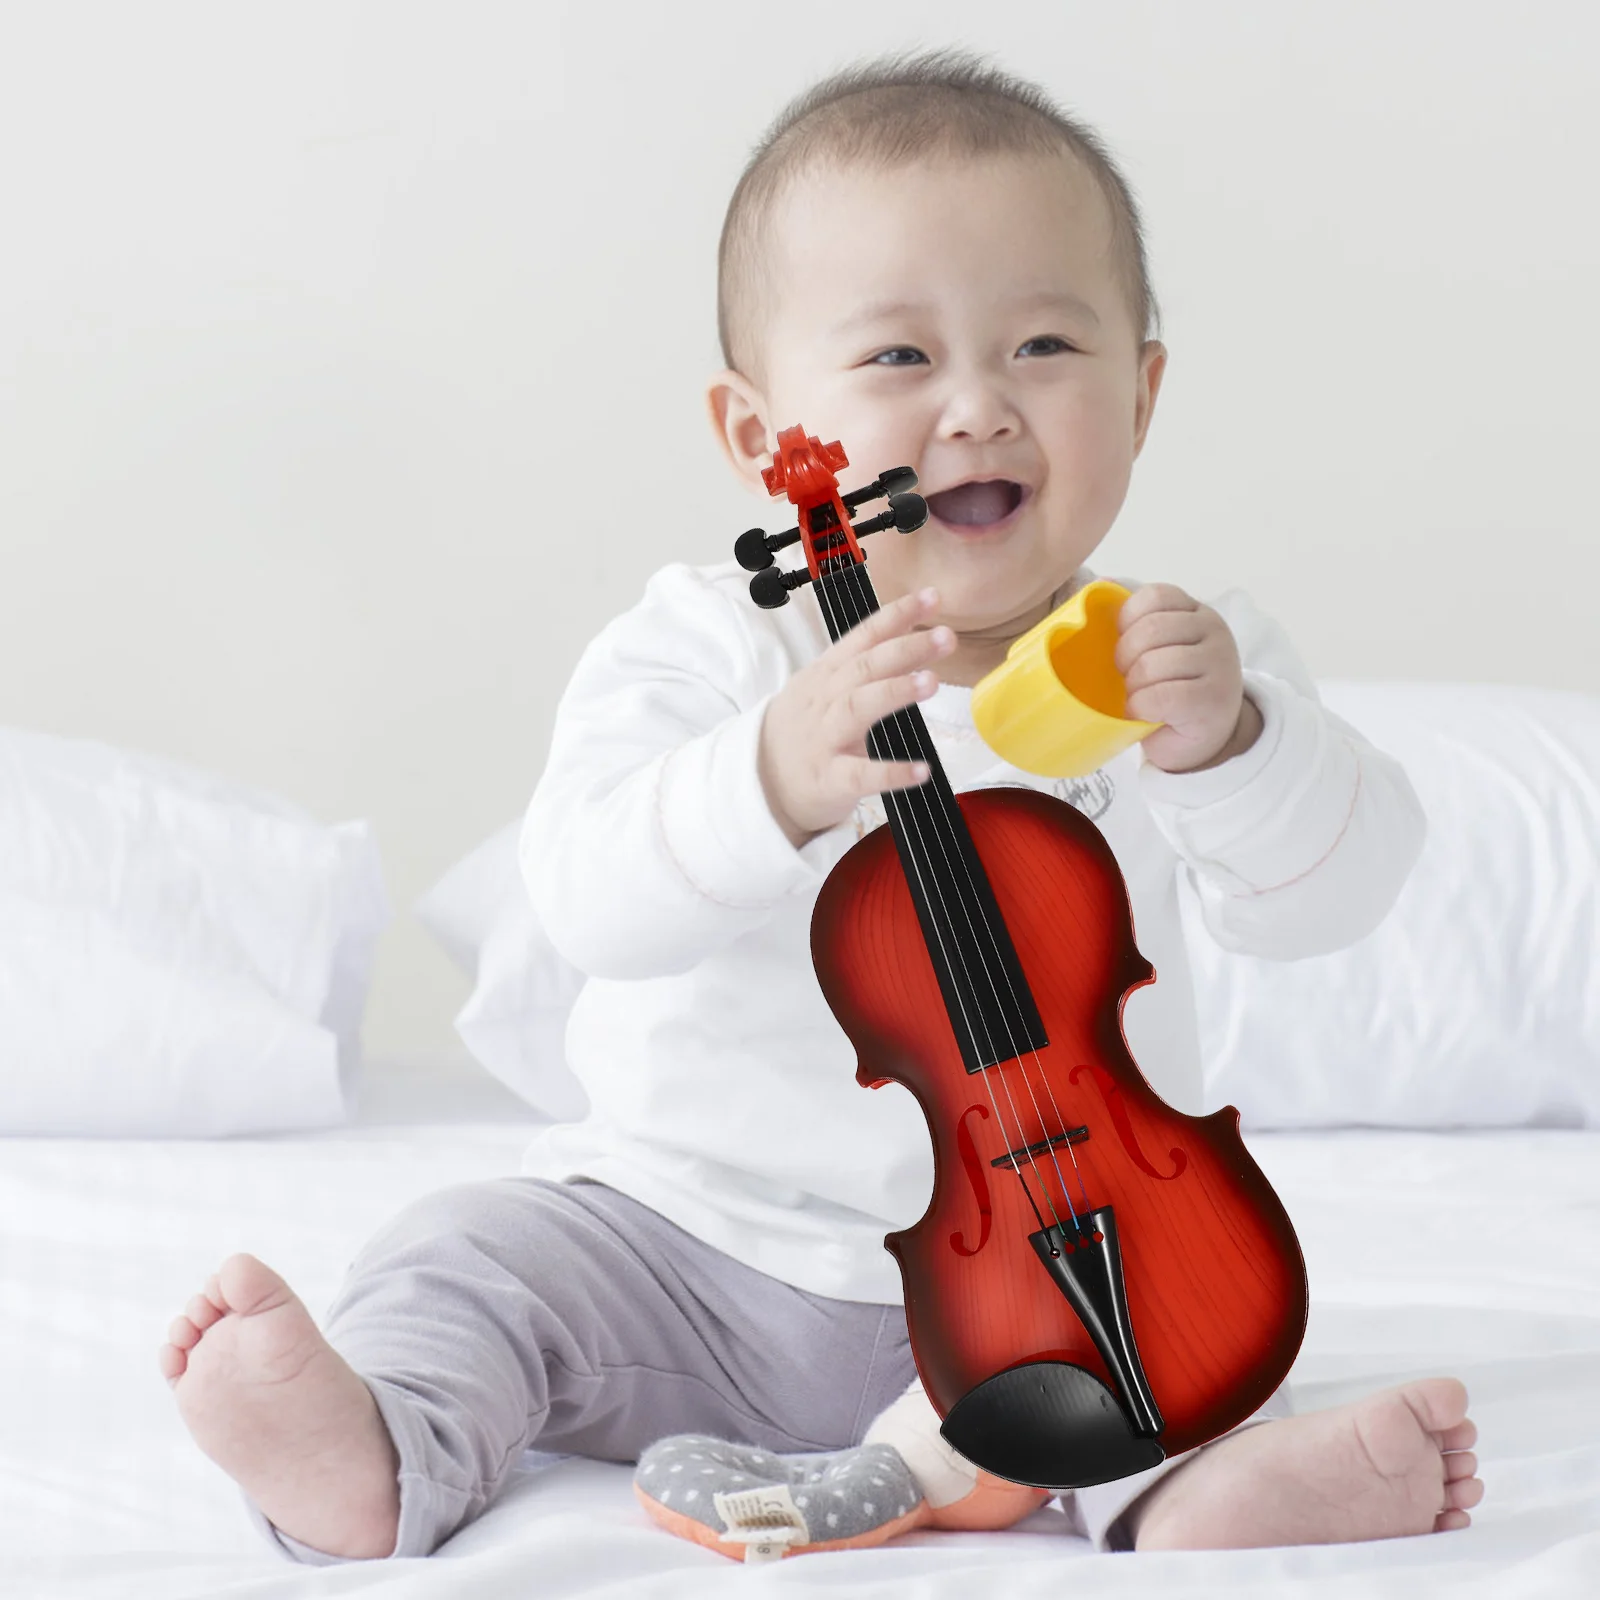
xmin=159 ymin=1253 xmax=401 ymax=1560
xmin=1129 ymin=1378 xmax=1482 ymax=1551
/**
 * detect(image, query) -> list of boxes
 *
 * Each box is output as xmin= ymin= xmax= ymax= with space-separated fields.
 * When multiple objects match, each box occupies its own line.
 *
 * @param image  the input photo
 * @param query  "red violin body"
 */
xmin=736 ymin=424 xmax=1307 ymax=1489
xmin=814 ymin=787 xmax=1307 ymax=1480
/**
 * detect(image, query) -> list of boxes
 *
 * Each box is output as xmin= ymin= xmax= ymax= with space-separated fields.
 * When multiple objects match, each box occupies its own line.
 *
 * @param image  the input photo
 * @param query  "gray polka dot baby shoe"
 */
xmin=634 ymin=1434 xmax=925 ymax=1562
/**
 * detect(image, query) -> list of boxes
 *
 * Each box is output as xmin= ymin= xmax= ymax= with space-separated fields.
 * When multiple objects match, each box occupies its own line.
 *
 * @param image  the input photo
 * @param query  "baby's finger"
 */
xmin=844 ymin=626 xmax=955 ymax=695
xmin=1114 ymin=609 xmax=1208 ymax=676
xmin=1125 ymin=677 xmax=1197 ymax=727
xmin=1117 ymin=582 xmax=1198 ymax=634
xmin=831 ymin=669 xmax=940 ymax=747
xmin=1123 ymin=642 xmax=1207 ymax=694
xmin=832 ymin=752 xmax=932 ymax=803
xmin=830 ymin=586 xmax=940 ymax=658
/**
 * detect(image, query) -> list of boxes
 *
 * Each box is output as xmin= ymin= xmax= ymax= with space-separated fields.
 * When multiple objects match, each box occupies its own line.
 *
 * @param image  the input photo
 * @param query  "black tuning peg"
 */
xmin=842 ymin=466 xmax=918 ymax=512
xmin=735 ymin=528 xmax=774 ymax=572
xmin=735 ymin=523 xmax=803 ymax=571
xmin=851 ymin=492 xmax=928 ymax=539
xmin=749 ymin=567 xmax=814 ymax=609
xmin=888 ymin=491 xmax=928 ymax=532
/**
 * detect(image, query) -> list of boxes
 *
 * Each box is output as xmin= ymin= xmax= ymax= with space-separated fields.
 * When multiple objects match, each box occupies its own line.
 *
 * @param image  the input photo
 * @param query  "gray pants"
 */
xmin=248 ymin=1177 xmax=1290 ymax=1564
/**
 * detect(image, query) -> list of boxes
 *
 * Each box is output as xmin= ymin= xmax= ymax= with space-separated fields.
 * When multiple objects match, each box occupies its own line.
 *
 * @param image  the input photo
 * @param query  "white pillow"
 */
xmin=1189 ymin=681 xmax=1600 ymax=1129
xmin=0 ymin=726 xmax=389 ymax=1136
xmin=416 ymin=822 xmax=588 ymax=1122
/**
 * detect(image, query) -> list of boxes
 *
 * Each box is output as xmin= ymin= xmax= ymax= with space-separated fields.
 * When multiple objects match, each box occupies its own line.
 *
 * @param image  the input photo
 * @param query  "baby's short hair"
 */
xmin=717 ymin=47 xmax=1160 ymax=381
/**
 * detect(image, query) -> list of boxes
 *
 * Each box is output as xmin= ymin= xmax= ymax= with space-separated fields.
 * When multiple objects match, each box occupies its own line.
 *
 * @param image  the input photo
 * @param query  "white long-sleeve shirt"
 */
xmin=517 ymin=560 xmax=1424 ymax=1303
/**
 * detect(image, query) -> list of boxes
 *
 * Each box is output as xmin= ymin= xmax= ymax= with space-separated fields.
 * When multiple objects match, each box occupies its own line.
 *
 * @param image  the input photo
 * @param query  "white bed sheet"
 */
xmin=3 ymin=1060 xmax=1597 ymax=1599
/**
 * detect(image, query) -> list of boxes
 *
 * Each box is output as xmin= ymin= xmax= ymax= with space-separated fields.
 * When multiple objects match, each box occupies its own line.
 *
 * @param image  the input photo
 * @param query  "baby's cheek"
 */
xmin=1075 ymin=432 xmax=1139 ymax=524
xmin=1056 ymin=398 xmax=1136 ymax=507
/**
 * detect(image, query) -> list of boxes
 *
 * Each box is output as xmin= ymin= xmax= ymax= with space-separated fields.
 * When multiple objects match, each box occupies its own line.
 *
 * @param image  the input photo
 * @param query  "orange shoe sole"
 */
xmin=636 ymin=1470 xmax=1050 ymax=1561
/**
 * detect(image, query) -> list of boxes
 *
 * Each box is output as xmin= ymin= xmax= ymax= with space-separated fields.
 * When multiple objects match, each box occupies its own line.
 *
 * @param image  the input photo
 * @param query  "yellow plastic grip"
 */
xmin=971 ymin=580 xmax=1161 ymax=778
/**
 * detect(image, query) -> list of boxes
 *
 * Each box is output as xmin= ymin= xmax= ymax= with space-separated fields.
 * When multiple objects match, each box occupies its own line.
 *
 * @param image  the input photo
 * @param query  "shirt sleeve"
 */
xmin=1135 ymin=587 xmax=1426 ymax=959
xmin=518 ymin=562 xmax=826 ymax=980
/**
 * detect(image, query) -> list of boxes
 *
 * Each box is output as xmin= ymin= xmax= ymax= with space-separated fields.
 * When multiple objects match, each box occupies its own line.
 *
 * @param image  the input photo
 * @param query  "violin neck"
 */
xmin=813 ymin=562 xmax=1048 ymax=1073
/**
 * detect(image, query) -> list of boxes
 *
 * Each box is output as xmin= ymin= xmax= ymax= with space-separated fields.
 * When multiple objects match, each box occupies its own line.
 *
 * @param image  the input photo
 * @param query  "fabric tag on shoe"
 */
xmin=712 ymin=1483 xmax=809 ymax=1563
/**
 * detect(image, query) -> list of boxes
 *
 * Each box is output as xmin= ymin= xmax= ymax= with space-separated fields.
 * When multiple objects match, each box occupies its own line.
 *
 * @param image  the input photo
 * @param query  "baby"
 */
xmin=159 ymin=50 xmax=1482 ymax=1563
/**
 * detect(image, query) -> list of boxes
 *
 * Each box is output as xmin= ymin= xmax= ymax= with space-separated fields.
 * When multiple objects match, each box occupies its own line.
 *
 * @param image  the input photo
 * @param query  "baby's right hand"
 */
xmin=758 ymin=587 xmax=955 ymax=848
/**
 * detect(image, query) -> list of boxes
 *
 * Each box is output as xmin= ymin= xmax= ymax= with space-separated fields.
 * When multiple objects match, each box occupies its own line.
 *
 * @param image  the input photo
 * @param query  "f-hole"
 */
xmin=949 ymin=1104 xmax=993 ymax=1256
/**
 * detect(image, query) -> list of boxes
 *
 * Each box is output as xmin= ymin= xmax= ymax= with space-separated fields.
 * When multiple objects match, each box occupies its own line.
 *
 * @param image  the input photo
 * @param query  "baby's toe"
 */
xmin=1443 ymin=1450 xmax=1477 ymax=1483
xmin=1435 ymin=1418 xmax=1477 ymax=1453
xmin=1404 ymin=1377 xmax=1470 ymax=1434
xmin=1444 ymin=1473 xmax=1484 ymax=1513
xmin=186 ymin=1292 xmax=225 ymax=1333
xmin=157 ymin=1340 xmax=187 ymax=1383
xmin=1435 ymin=1508 xmax=1472 ymax=1532
xmin=166 ymin=1314 xmax=202 ymax=1352
xmin=215 ymin=1252 xmax=294 ymax=1318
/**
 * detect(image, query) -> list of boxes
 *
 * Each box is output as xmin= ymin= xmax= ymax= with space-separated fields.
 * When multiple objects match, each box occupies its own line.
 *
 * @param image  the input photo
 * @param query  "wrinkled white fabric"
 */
xmin=7 ymin=1117 xmax=1598 ymax=1592
xmin=418 ymin=821 xmax=589 ymax=1122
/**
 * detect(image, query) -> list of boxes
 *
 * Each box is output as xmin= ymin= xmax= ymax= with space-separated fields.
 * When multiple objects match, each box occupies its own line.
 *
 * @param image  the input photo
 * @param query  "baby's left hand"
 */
xmin=1115 ymin=583 xmax=1263 ymax=774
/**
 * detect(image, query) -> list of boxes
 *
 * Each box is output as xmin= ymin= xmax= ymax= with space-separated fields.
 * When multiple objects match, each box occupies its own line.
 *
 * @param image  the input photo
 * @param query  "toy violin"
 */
xmin=734 ymin=425 xmax=1307 ymax=1489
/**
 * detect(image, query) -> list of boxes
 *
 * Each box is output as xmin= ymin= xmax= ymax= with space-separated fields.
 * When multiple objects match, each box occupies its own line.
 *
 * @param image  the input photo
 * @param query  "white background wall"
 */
xmin=2 ymin=2 xmax=1595 ymax=1069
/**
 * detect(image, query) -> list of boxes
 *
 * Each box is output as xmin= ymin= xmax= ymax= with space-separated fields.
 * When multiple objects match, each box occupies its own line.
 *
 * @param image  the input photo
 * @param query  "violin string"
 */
xmin=807 ymin=558 xmax=1021 ymax=1170
xmin=807 ymin=559 xmax=1048 ymax=1226
xmin=816 ymin=560 xmax=1057 ymax=1233
xmin=820 ymin=555 xmax=1068 ymax=1235
xmin=835 ymin=560 xmax=1083 ymax=1232
xmin=835 ymin=554 xmax=1089 ymax=1231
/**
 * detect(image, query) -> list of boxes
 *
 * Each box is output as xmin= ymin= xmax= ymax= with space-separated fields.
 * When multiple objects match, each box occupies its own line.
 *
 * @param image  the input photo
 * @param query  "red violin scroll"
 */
xmin=735 ymin=424 xmax=1308 ymax=1489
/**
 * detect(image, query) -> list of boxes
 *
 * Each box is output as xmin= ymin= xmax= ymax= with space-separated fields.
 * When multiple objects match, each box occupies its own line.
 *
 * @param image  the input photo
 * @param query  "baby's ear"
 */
xmin=1132 ymin=340 xmax=1168 ymax=458
xmin=705 ymin=368 xmax=773 ymax=488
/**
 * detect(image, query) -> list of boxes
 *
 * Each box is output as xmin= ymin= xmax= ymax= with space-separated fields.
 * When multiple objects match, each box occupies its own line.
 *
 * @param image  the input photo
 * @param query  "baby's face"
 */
xmin=717 ymin=152 xmax=1165 ymax=658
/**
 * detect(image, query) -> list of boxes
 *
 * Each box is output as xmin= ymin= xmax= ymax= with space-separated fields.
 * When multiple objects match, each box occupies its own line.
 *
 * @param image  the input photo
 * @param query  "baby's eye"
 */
xmin=1018 ymin=335 xmax=1077 ymax=358
xmin=868 ymin=346 xmax=929 ymax=367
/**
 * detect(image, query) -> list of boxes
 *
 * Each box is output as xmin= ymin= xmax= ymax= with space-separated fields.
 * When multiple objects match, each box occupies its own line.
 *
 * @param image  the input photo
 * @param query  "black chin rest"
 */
xmin=939 ymin=1360 xmax=1166 ymax=1490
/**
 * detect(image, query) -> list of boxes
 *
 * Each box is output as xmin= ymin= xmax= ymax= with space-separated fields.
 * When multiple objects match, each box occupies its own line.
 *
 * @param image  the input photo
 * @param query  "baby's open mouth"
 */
xmin=924 ymin=479 xmax=1027 ymax=528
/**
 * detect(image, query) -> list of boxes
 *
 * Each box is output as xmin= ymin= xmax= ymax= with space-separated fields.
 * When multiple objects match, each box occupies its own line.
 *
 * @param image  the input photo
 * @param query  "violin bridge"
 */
xmin=990 ymin=1124 xmax=1089 ymax=1170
